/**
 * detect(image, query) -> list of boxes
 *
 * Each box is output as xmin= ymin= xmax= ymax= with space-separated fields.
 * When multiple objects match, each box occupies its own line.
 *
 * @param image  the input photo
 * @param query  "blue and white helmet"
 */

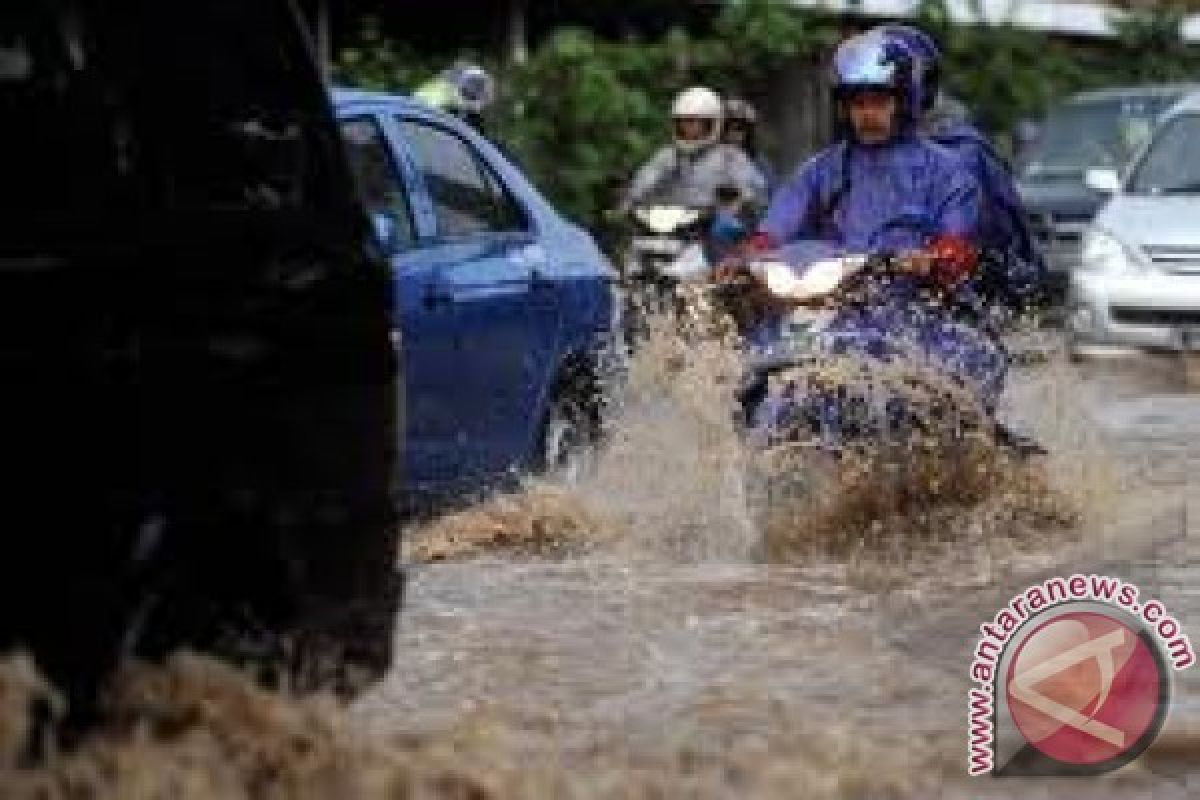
xmin=829 ymin=31 xmax=918 ymax=126
xmin=875 ymin=24 xmax=942 ymax=112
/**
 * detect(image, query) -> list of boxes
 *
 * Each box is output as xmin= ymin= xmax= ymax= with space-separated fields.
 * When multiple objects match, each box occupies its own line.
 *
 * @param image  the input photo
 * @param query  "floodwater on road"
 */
xmin=359 ymin=331 xmax=1199 ymax=798
xmin=2 ymin=329 xmax=1198 ymax=798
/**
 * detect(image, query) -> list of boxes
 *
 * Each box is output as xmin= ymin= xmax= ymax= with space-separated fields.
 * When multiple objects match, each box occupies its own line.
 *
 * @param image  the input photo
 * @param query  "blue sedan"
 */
xmin=332 ymin=89 xmax=618 ymax=497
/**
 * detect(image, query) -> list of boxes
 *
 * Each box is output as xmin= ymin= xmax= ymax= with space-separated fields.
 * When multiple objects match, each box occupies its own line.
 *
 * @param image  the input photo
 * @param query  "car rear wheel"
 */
xmin=121 ymin=505 xmax=402 ymax=700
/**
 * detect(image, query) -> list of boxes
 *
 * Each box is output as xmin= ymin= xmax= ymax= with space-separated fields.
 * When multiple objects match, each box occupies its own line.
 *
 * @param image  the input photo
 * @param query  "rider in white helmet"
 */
xmin=621 ymin=86 xmax=767 ymax=213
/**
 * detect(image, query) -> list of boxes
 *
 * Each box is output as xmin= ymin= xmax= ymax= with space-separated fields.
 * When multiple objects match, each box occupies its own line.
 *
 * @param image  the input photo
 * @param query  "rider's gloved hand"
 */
xmin=714 ymin=231 xmax=775 ymax=286
xmin=927 ymin=234 xmax=979 ymax=289
xmin=898 ymin=235 xmax=979 ymax=289
xmin=895 ymin=249 xmax=935 ymax=277
xmin=712 ymin=260 xmax=753 ymax=286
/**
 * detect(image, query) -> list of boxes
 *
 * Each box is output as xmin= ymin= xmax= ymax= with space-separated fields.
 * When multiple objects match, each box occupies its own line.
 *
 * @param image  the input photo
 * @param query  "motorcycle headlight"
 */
xmin=1080 ymin=228 xmax=1138 ymax=274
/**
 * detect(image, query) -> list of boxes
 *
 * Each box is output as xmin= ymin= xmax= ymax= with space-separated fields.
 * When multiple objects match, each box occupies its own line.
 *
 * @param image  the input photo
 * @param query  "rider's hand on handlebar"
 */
xmin=713 ymin=231 xmax=775 ymax=285
xmin=896 ymin=237 xmax=979 ymax=289
xmin=713 ymin=260 xmax=754 ymax=286
xmin=895 ymin=236 xmax=979 ymax=288
xmin=895 ymin=249 xmax=936 ymax=277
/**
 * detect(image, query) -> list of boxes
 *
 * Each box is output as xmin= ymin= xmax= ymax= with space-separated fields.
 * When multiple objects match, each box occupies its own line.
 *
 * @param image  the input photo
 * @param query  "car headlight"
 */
xmin=1080 ymin=228 xmax=1138 ymax=274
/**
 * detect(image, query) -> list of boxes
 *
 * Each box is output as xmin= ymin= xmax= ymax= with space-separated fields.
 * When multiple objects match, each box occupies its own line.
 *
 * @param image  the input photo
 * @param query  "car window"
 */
xmin=479 ymin=157 xmax=528 ymax=232
xmin=398 ymin=118 xmax=528 ymax=238
xmin=338 ymin=116 xmax=417 ymax=250
xmin=1128 ymin=113 xmax=1200 ymax=195
xmin=1022 ymin=93 xmax=1183 ymax=178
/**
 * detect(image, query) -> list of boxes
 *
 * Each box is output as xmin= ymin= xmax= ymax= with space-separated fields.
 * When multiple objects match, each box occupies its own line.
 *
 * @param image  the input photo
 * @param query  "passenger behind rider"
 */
xmin=722 ymin=96 xmax=778 ymax=195
xmin=718 ymin=30 xmax=1008 ymax=412
xmin=874 ymin=24 xmax=1047 ymax=316
xmin=621 ymin=86 xmax=768 ymax=215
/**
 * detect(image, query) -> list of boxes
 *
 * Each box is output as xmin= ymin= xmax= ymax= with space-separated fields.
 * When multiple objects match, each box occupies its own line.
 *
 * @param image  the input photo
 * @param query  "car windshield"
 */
xmin=1127 ymin=112 xmax=1200 ymax=195
xmin=1021 ymin=93 xmax=1182 ymax=179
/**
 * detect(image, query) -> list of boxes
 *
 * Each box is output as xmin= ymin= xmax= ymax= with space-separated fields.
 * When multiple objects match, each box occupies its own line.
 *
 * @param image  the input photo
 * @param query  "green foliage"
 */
xmin=709 ymin=0 xmax=836 ymax=73
xmin=335 ymin=2 xmax=828 ymax=231
xmin=333 ymin=16 xmax=441 ymax=92
xmin=1109 ymin=8 xmax=1200 ymax=82
xmin=336 ymin=1 xmax=1200 ymax=231
xmin=916 ymin=0 xmax=1086 ymax=137
xmin=489 ymin=0 xmax=838 ymax=229
xmin=492 ymin=29 xmax=667 ymax=225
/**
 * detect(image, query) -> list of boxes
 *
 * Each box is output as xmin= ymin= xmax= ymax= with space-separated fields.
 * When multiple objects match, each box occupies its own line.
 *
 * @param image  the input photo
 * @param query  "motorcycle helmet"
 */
xmin=722 ymin=96 xmax=758 ymax=145
xmin=830 ymin=31 xmax=918 ymax=138
xmin=724 ymin=97 xmax=759 ymax=128
xmin=875 ymin=24 xmax=941 ymax=113
xmin=671 ymin=86 xmax=723 ymax=153
xmin=450 ymin=63 xmax=496 ymax=115
xmin=415 ymin=62 xmax=495 ymax=118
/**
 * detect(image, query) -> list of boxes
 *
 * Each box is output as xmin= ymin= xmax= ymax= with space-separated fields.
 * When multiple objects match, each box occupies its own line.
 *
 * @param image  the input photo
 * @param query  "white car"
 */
xmin=1068 ymin=91 xmax=1200 ymax=357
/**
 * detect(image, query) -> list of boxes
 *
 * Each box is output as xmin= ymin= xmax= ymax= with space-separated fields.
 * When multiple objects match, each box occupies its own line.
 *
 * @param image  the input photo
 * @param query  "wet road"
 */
xmin=355 ymin=340 xmax=1200 ymax=797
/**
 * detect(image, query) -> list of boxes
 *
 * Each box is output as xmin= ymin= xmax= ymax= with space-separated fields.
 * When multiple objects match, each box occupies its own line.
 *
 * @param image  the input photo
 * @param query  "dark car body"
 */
xmin=333 ymin=90 xmax=618 ymax=499
xmin=1017 ymin=84 xmax=1199 ymax=287
xmin=0 ymin=1 xmax=401 ymax=713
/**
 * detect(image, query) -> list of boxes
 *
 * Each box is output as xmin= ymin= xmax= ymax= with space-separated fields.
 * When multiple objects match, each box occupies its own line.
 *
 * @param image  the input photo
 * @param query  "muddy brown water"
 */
xmin=2 ymin=327 xmax=1198 ymax=798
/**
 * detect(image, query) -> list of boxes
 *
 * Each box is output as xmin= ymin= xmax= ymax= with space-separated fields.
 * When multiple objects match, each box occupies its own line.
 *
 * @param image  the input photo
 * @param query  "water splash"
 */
xmin=405 ymin=313 xmax=1091 ymax=577
xmin=4 ymin=315 xmax=1173 ymax=800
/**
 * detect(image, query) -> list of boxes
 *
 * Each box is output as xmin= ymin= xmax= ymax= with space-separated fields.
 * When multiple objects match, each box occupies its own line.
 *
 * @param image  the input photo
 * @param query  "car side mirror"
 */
xmin=1085 ymin=168 xmax=1121 ymax=194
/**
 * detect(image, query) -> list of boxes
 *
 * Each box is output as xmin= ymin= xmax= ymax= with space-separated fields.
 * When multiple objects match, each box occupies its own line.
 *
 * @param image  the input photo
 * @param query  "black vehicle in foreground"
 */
xmin=0 ymin=0 xmax=402 ymax=721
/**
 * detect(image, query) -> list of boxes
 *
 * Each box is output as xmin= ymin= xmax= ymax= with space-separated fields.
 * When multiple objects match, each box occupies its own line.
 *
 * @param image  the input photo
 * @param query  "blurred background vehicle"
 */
xmin=1067 ymin=89 xmax=1200 ymax=359
xmin=1016 ymin=84 xmax=1199 ymax=293
xmin=333 ymin=89 xmax=618 ymax=503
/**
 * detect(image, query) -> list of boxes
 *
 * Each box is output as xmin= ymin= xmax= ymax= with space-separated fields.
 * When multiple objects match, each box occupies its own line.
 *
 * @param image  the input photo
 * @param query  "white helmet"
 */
xmin=670 ymin=86 xmax=722 ymax=152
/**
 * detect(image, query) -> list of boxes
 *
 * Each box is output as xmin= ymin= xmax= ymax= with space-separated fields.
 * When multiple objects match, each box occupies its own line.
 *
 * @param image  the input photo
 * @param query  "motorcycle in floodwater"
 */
xmin=618 ymin=197 xmax=755 ymax=347
xmin=710 ymin=240 xmax=1044 ymax=526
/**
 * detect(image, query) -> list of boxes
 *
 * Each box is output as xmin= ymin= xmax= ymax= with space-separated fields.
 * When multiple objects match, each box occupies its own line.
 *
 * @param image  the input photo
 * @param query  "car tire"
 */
xmin=535 ymin=360 xmax=603 ymax=484
xmin=121 ymin=509 xmax=401 ymax=700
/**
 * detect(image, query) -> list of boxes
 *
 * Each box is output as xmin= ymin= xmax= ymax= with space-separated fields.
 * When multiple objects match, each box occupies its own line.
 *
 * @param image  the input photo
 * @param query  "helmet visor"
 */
xmin=673 ymin=116 xmax=717 ymax=142
xmin=841 ymin=86 xmax=897 ymax=107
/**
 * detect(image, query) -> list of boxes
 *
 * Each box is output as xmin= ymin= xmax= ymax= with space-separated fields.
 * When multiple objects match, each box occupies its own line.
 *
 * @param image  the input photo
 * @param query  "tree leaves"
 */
xmin=335 ymin=2 xmax=1200 ymax=233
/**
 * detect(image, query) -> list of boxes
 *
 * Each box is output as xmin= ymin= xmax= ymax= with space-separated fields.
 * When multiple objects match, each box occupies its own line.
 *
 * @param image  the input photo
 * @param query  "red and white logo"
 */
xmin=1005 ymin=611 xmax=1164 ymax=767
xmin=968 ymin=577 xmax=1193 ymax=777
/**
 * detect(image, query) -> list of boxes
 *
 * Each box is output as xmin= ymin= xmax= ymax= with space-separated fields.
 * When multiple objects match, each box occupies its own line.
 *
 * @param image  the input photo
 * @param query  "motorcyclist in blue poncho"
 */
xmin=875 ymin=24 xmax=1048 ymax=315
xmin=726 ymin=30 xmax=1008 ymax=415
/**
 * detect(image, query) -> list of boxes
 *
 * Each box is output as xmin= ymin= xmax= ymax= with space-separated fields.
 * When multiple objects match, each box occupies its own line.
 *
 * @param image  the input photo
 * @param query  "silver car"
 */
xmin=1067 ymin=91 xmax=1200 ymax=357
xmin=1017 ymin=85 xmax=1196 ymax=283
